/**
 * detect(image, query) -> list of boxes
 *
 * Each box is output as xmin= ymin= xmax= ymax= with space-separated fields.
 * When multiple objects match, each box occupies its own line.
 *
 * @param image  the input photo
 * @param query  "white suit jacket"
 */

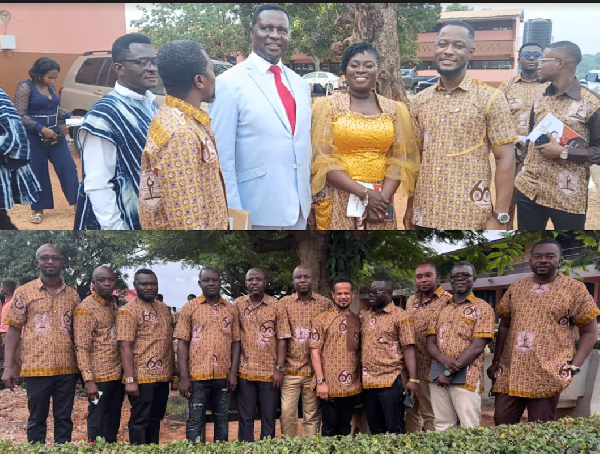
xmin=209 ymin=57 xmax=312 ymax=227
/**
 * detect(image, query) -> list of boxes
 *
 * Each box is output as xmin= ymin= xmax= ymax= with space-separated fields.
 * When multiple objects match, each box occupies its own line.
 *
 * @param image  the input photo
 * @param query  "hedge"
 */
xmin=2 ymin=415 xmax=599 ymax=453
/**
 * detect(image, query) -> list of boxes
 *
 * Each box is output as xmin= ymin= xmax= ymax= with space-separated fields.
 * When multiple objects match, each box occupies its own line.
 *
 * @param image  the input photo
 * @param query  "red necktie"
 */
xmin=269 ymin=65 xmax=296 ymax=134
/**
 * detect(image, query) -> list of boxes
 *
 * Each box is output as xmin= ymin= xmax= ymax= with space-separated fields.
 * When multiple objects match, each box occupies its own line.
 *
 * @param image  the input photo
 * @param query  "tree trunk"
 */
xmin=312 ymin=56 xmax=321 ymax=71
xmin=294 ymin=231 xmax=332 ymax=296
xmin=336 ymin=3 xmax=409 ymax=104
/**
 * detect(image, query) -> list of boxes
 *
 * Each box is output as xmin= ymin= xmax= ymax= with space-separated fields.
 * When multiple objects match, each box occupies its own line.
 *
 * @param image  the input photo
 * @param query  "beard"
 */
xmin=435 ymin=60 xmax=468 ymax=77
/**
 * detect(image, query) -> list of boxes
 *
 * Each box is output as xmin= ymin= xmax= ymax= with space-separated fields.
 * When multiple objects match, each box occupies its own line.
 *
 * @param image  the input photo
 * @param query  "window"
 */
xmin=434 ymin=19 xmax=513 ymax=32
xmin=304 ymin=72 xmax=317 ymax=79
xmin=329 ymin=63 xmax=341 ymax=75
xmin=96 ymin=58 xmax=116 ymax=87
xmin=586 ymin=73 xmax=599 ymax=82
xmin=468 ymin=60 xmax=513 ymax=70
xmin=320 ymin=63 xmax=329 ymax=71
xmin=292 ymin=64 xmax=315 ymax=77
xmin=213 ymin=63 xmax=231 ymax=77
xmin=317 ymin=73 xmax=328 ymax=79
xmin=74 ymin=57 xmax=105 ymax=85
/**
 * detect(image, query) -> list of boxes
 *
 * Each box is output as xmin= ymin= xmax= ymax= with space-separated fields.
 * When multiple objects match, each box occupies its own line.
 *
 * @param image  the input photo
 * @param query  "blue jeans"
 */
xmin=187 ymin=379 xmax=230 ymax=442
xmin=516 ymin=190 xmax=586 ymax=230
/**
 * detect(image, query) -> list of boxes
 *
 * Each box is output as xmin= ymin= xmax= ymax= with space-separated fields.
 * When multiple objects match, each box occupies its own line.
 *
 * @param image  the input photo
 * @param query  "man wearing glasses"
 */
xmin=75 ymin=33 xmax=159 ymax=230
xmin=498 ymin=43 xmax=547 ymax=229
xmin=1 ymin=245 xmax=80 ymax=444
xmin=515 ymin=41 xmax=600 ymax=229
xmin=360 ymin=277 xmax=419 ymax=434
xmin=426 ymin=262 xmax=494 ymax=430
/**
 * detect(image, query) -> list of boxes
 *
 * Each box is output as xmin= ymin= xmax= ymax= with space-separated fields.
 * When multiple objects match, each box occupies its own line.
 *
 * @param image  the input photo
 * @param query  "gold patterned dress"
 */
xmin=311 ymin=92 xmax=419 ymax=230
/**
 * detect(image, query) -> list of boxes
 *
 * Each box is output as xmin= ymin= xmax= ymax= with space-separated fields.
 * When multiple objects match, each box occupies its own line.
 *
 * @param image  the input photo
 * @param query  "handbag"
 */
xmin=40 ymin=107 xmax=65 ymax=148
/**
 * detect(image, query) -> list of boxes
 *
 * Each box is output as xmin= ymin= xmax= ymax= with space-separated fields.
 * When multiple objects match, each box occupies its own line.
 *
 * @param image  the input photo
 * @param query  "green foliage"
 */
xmin=576 ymin=53 xmax=600 ymax=79
xmin=445 ymin=3 xmax=475 ymax=12
xmin=397 ymin=3 xmax=442 ymax=65
xmin=1 ymin=416 xmax=599 ymax=452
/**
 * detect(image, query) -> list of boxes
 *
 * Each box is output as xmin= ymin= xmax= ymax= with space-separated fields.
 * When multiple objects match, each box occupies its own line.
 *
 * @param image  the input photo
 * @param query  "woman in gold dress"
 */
xmin=310 ymin=42 xmax=420 ymax=230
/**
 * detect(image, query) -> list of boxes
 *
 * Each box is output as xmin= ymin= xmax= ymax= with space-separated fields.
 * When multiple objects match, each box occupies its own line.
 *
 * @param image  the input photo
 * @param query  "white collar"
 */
xmin=114 ymin=81 xmax=156 ymax=103
xmin=249 ymin=52 xmax=284 ymax=75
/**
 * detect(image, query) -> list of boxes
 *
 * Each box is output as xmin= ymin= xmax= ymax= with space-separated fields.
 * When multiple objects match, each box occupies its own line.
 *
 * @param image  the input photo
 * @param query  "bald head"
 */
xmin=35 ymin=244 xmax=61 ymax=259
xmin=92 ymin=265 xmax=117 ymax=299
xmin=92 ymin=265 xmax=116 ymax=281
xmin=34 ymin=244 xmax=64 ymax=278
xmin=246 ymin=267 xmax=265 ymax=280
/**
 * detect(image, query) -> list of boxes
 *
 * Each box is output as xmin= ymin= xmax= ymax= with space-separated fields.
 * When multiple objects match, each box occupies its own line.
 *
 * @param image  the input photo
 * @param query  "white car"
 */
xmin=302 ymin=71 xmax=339 ymax=91
xmin=581 ymin=70 xmax=600 ymax=92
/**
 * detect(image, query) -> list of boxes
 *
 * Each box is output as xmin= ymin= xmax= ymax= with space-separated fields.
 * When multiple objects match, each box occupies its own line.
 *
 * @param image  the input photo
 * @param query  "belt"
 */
xmin=30 ymin=114 xmax=57 ymax=118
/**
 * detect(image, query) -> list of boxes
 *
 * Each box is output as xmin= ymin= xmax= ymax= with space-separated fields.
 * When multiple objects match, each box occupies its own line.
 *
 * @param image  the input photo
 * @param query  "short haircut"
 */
xmin=451 ymin=261 xmax=476 ymax=276
xmin=133 ymin=268 xmax=156 ymax=283
xmin=156 ymin=294 xmax=164 ymax=301
xmin=17 ymin=276 xmax=36 ymax=287
xmin=519 ymin=42 xmax=542 ymax=56
xmin=374 ymin=276 xmax=394 ymax=290
xmin=546 ymin=41 xmax=582 ymax=65
xmin=187 ymin=293 xmax=197 ymax=300
xmin=1 ymin=280 xmax=16 ymax=293
xmin=332 ymin=276 xmax=354 ymax=291
xmin=416 ymin=261 xmax=438 ymax=274
xmin=531 ymin=238 xmax=563 ymax=257
xmin=157 ymin=40 xmax=209 ymax=99
xmin=29 ymin=57 xmax=60 ymax=82
xmin=252 ymin=3 xmax=290 ymax=27
xmin=246 ymin=267 xmax=265 ymax=279
xmin=112 ymin=33 xmax=152 ymax=62
xmin=341 ymin=41 xmax=380 ymax=75
xmin=199 ymin=267 xmax=220 ymax=279
xmin=439 ymin=20 xmax=475 ymax=41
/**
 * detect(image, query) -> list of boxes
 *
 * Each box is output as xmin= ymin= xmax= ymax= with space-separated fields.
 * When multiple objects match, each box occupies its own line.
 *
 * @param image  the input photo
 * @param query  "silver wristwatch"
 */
xmin=560 ymin=148 xmax=569 ymax=160
xmin=276 ymin=365 xmax=285 ymax=372
xmin=494 ymin=212 xmax=510 ymax=224
xmin=316 ymin=377 xmax=326 ymax=384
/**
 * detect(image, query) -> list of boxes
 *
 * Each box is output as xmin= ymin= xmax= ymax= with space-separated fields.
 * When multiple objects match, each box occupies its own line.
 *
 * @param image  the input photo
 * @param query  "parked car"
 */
xmin=415 ymin=76 xmax=439 ymax=94
xmin=402 ymin=68 xmax=432 ymax=93
xmin=581 ymin=70 xmax=600 ymax=92
xmin=302 ymin=71 xmax=339 ymax=92
xmin=59 ymin=51 xmax=232 ymax=140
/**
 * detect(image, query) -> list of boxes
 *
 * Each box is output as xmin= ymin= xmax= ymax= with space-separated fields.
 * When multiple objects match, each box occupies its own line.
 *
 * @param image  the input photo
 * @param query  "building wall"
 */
xmin=0 ymin=3 xmax=125 ymax=98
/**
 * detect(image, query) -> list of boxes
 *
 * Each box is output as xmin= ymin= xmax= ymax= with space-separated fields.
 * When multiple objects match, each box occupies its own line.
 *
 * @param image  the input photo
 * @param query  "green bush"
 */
xmin=1 ymin=416 xmax=599 ymax=453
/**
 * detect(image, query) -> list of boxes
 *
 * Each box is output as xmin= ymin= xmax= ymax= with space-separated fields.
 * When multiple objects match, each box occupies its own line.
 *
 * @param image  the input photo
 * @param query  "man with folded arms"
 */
xmin=426 ymin=261 xmax=494 ymax=430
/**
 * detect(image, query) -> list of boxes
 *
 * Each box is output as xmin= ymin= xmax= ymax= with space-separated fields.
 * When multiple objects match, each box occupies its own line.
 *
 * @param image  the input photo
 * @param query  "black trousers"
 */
xmin=25 ymin=374 xmax=78 ymax=444
xmin=236 ymin=377 xmax=278 ymax=442
xmin=187 ymin=379 xmax=230 ymax=442
xmin=516 ymin=189 xmax=586 ymax=230
xmin=127 ymin=381 xmax=169 ymax=445
xmin=320 ymin=395 xmax=356 ymax=436
xmin=0 ymin=210 xmax=17 ymax=230
xmin=87 ymin=380 xmax=125 ymax=442
xmin=362 ymin=375 xmax=406 ymax=435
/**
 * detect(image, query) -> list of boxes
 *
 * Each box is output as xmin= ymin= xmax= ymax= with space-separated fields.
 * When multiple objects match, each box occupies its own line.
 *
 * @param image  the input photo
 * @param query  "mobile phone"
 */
xmin=534 ymin=134 xmax=550 ymax=146
xmin=384 ymin=204 xmax=394 ymax=220
xmin=403 ymin=391 xmax=415 ymax=408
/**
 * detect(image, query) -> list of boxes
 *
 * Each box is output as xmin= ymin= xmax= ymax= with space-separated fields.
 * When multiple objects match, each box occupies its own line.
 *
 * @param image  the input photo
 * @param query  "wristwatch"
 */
xmin=316 ymin=377 xmax=326 ymax=385
xmin=443 ymin=369 xmax=453 ymax=378
xmin=275 ymin=365 xmax=285 ymax=372
xmin=361 ymin=187 xmax=369 ymax=207
xmin=493 ymin=212 xmax=511 ymax=225
xmin=560 ymin=148 xmax=569 ymax=160
xmin=125 ymin=377 xmax=135 ymax=384
xmin=566 ymin=362 xmax=581 ymax=376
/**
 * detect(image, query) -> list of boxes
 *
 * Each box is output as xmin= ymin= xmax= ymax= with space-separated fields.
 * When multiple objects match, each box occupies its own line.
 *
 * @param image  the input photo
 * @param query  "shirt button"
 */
xmin=292 ymin=164 xmax=297 ymax=169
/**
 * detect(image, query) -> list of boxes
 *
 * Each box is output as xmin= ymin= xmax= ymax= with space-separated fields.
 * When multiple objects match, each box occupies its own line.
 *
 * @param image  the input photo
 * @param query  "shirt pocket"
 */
xmin=457 ymin=319 xmax=475 ymax=340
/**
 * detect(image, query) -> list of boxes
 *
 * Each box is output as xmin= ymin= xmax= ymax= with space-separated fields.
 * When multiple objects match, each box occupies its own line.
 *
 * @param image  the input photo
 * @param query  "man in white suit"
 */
xmin=210 ymin=3 xmax=312 ymax=230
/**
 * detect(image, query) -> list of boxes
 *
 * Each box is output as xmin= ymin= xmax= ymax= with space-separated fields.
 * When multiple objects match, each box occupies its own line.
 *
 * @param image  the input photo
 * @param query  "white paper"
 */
xmin=91 ymin=390 xmax=104 ymax=405
xmin=527 ymin=113 xmax=563 ymax=142
xmin=65 ymin=118 xmax=84 ymax=128
xmin=347 ymin=182 xmax=374 ymax=218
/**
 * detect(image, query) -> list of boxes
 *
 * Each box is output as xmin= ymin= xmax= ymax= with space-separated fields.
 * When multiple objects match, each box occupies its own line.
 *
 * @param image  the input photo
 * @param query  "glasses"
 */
xmin=37 ymin=255 xmax=64 ymax=262
xmin=368 ymin=289 xmax=392 ymax=295
xmin=450 ymin=272 xmax=473 ymax=281
xmin=521 ymin=52 xmax=542 ymax=59
xmin=118 ymin=58 xmax=157 ymax=69
xmin=538 ymin=57 xmax=562 ymax=64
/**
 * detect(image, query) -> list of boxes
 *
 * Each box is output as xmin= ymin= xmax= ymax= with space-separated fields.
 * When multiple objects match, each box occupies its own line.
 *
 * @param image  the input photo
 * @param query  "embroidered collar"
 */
xmin=166 ymin=95 xmax=211 ymax=127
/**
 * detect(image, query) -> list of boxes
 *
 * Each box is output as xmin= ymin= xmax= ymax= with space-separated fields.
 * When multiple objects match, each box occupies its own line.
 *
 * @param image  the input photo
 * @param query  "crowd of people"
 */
xmin=0 ymin=238 xmax=597 ymax=445
xmin=0 ymin=3 xmax=598 ymax=231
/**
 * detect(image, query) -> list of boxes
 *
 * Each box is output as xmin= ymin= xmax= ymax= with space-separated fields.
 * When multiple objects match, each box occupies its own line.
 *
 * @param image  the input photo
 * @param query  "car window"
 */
xmin=586 ymin=73 xmax=599 ymax=82
xmin=97 ymin=58 xmax=116 ymax=87
xmin=401 ymin=69 xmax=410 ymax=76
xmin=304 ymin=73 xmax=317 ymax=79
xmin=317 ymin=73 xmax=328 ymax=79
xmin=74 ymin=57 xmax=105 ymax=85
xmin=213 ymin=63 xmax=231 ymax=77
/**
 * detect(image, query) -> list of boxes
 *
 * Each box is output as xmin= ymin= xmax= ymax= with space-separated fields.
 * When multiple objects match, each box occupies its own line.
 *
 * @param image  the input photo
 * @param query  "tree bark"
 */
xmin=294 ymin=231 xmax=332 ymax=296
xmin=312 ymin=56 xmax=321 ymax=71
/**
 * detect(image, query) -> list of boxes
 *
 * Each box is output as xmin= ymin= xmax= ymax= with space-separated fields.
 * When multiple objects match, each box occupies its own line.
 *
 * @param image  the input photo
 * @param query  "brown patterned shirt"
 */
xmin=173 ymin=295 xmax=240 ymax=381
xmin=361 ymin=302 xmax=416 ymax=389
xmin=499 ymin=74 xmax=548 ymax=137
xmin=411 ymin=75 xmax=518 ymax=229
xmin=73 ymin=292 xmax=121 ymax=383
xmin=426 ymin=293 xmax=495 ymax=393
xmin=277 ymin=292 xmax=333 ymax=376
xmin=4 ymin=278 xmax=80 ymax=377
xmin=309 ymin=307 xmax=361 ymax=397
xmin=116 ymin=298 xmax=174 ymax=384
xmin=515 ymin=80 xmax=600 ymax=214
xmin=405 ymin=286 xmax=452 ymax=381
xmin=234 ymin=294 xmax=280 ymax=382
xmin=493 ymin=275 xmax=600 ymax=398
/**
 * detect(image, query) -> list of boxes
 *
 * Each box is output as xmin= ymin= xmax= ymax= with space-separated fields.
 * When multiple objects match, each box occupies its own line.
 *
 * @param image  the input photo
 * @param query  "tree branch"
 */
xmin=249 ymin=233 xmax=297 ymax=253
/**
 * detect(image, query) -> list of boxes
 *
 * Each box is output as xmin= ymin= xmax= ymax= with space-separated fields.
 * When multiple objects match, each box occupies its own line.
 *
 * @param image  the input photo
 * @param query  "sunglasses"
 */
xmin=522 ymin=52 xmax=542 ymax=59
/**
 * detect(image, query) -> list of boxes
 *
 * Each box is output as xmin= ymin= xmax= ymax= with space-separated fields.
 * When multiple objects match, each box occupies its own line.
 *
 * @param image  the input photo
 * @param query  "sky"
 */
xmin=125 ymin=3 xmax=600 ymax=56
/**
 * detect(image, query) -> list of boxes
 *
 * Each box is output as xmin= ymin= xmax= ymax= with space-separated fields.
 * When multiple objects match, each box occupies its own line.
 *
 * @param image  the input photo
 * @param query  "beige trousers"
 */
xmin=429 ymin=382 xmax=481 ymax=430
xmin=405 ymin=380 xmax=436 ymax=433
xmin=280 ymin=374 xmax=321 ymax=437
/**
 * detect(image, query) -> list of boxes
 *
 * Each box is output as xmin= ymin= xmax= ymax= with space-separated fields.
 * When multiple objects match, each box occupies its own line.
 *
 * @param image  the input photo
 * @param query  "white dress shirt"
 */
xmin=81 ymin=82 xmax=156 ymax=230
xmin=247 ymin=52 xmax=293 ymax=128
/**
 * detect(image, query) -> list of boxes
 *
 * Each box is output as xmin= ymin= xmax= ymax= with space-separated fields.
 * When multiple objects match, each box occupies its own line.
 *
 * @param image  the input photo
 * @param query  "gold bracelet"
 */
xmin=409 ymin=378 xmax=420 ymax=384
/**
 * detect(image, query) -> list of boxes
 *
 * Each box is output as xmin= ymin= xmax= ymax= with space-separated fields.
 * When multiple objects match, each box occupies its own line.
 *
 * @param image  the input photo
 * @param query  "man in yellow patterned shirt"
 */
xmin=515 ymin=41 xmax=600 ymax=229
xmin=139 ymin=39 xmax=228 ymax=230
xmin=405 ymin=20 xmax=517 ymax=230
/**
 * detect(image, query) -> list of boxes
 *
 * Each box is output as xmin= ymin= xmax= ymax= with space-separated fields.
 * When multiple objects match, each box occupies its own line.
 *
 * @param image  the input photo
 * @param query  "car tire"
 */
xmin=411 ymin=84 xmax=419 ymax=94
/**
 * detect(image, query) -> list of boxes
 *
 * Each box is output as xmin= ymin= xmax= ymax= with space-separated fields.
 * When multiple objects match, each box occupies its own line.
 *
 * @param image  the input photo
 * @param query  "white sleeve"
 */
xmin=81 ymin=132 xmax=127 ymax=230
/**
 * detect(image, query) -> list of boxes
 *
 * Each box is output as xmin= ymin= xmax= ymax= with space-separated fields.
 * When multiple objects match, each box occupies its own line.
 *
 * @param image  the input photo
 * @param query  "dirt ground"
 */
xmin=0 ymin=385 xmax=520 ymax=445
xmin=8 ymin=139 xmax=600 ymax=231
